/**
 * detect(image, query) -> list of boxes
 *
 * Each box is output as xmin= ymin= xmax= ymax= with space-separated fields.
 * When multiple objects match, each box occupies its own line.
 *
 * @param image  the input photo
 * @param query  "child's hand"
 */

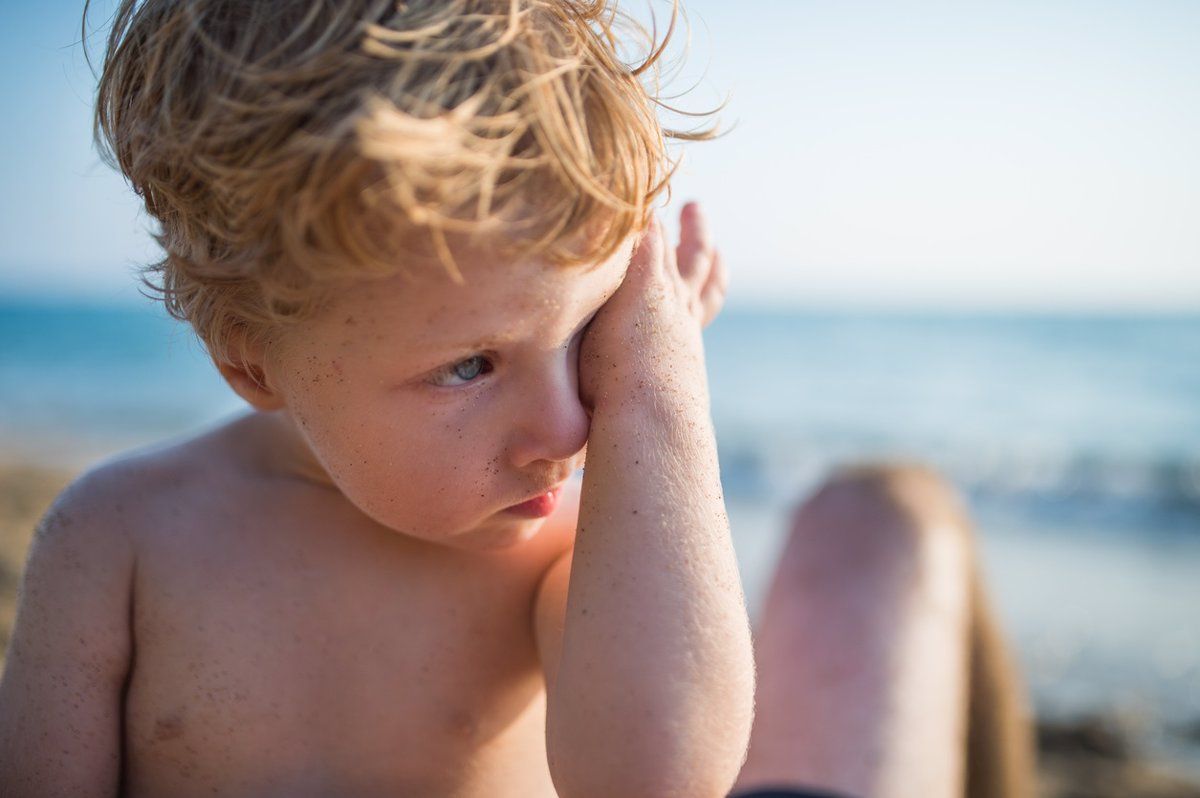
xmin=672 ymin=200 xmax=728 ymax=330
xmin=578 ymin=201 xmax=727 ymax=412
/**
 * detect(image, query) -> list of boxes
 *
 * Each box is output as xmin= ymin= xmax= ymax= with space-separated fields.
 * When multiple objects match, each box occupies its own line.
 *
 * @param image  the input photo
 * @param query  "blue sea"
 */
xmin=2 ymin=298 xmax=1199 ymax=769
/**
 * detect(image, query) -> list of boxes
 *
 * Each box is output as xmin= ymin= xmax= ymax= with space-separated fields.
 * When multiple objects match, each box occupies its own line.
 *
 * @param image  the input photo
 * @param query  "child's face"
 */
xmin=264 ymin=237 xmax=634 ymax=550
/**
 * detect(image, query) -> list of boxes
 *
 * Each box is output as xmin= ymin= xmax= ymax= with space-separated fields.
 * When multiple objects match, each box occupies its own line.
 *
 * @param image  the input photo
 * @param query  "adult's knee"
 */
xmin=787 ymin=460 xmax=975 ymax=583
xmin=823 ymin=461 xmax=970 ymax=531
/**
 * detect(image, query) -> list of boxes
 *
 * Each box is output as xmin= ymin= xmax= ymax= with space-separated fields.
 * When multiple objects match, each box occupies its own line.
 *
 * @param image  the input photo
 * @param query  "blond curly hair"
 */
xmin=86 ymin=0 xmax=716 ymax=367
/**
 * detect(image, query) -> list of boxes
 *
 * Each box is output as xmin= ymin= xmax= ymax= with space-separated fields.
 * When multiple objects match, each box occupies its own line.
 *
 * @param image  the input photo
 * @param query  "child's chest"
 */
xmin=119 ymin=489 xmax=568 ymax=797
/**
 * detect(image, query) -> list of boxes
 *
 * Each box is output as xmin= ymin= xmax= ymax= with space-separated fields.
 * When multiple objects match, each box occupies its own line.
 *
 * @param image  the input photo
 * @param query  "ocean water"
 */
xmin=6 ymin=301 xmax=1197 ymax=501
xmin=2 ymin=298 xmax=1199 ymax=761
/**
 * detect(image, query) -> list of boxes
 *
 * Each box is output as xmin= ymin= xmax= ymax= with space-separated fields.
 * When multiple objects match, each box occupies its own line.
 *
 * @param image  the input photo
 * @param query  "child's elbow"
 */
xmin=545 ymin=723 xmax=748 ymax=798
xmin=545 ymin=654 xmax=755 ymax=798
xmin=548 ymin=761 xmax=741 ymax=798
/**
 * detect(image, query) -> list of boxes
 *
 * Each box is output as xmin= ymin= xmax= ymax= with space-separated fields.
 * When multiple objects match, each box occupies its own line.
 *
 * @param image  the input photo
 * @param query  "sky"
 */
xmin=1 ymin=0 xmax=1198 ymax=311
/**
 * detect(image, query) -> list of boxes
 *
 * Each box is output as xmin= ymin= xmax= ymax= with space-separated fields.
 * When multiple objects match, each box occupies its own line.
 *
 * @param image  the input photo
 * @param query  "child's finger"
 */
xmin=661 ymin=213 xmax=680 ymax=277
xmin=700 ymin=247 xmax=728 ymax=297
xmin=676 ymin=201 xmax=714 ymax=289
xmin=701 ymin=291 xmax=725 ymax=328
xmin=699 ymin=249 xmax=727 ymax=328
xmin=711 ymin=248 xmax=728 ymax=294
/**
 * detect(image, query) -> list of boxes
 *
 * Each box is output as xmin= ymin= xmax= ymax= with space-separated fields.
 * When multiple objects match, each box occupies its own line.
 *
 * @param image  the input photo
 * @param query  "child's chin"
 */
xmin=450 ymin=517 xmax=546 ymax=551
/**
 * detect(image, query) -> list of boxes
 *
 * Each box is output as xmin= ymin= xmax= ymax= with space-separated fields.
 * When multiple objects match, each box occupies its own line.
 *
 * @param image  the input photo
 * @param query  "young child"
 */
xmin=1 ymin=1 xmax=1036 ymax=796
xmin=0 ymin=0 xmax=759 ymax=796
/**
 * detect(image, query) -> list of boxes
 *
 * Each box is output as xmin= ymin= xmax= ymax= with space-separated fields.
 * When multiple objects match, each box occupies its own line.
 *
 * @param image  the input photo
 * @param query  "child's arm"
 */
xmin=0 ymin=464 xmax=136 ymax=797
xmin=538 ymin=208 xmax=755 ymax=798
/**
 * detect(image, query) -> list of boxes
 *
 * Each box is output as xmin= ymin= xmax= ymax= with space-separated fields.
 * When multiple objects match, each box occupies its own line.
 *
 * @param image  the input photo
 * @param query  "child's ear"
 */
xmin=213 ymin=332 xmax=287 ymax=412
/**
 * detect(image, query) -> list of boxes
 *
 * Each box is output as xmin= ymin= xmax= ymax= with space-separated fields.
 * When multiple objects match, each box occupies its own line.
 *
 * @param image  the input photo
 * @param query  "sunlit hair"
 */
xmin=85 ymin=0 xmax=717 ymax=368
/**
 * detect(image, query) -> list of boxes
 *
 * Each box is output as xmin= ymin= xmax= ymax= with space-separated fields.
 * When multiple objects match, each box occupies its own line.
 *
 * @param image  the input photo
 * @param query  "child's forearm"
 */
xmin=547 ymin=382 xmax=755 ymax=798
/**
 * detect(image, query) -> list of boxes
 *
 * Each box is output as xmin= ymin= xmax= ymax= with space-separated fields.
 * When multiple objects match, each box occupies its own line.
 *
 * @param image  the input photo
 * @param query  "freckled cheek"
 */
xmin=318 ymin=424 xmax=441 ymax=522
xmin=287 ymin=389 xmax=373 ymax=459
xmin=279 ymin=366 xmax=391 ymax=464
xmin=343 ymin=402 xmax=485 ymax=478
xmin=427 ymin=412 xmax=499 ymax=474
xmin=412 ymin=406 xmax=512 ymax=500
xmin=344 ymin=425 xmax=506 ymax=536
xmin=280 ymin=358 xmax=353 ymax=428
xmin=293 ymin=378 xmax=512 ymax=525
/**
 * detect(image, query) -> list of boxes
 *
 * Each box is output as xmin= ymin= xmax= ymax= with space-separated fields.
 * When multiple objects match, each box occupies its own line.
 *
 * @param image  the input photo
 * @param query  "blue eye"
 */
xmin=429 ymin=355 xmax=493 ymax=387
xmin=454 ymin=357 xmax=486 ymax=380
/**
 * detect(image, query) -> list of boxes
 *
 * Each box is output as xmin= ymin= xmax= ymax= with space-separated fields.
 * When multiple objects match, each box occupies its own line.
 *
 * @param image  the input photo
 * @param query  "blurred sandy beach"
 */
xmin=2 ymin=302 xmax=1199 ymax=796
xmin=0 ymin=463 xmax=54 ymax=653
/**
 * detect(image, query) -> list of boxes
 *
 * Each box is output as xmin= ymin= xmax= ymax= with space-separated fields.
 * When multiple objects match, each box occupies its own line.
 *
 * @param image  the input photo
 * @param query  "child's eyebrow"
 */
xmin=422 ymin=296 xmax=606 ymax=362
xmin=423 ymin=332 xmax=518 ymax=358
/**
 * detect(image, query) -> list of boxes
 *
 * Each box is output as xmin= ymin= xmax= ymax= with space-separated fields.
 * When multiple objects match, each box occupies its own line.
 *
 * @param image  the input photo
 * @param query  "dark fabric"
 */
xmin=727 ymin=787 xmax=858 ymax=798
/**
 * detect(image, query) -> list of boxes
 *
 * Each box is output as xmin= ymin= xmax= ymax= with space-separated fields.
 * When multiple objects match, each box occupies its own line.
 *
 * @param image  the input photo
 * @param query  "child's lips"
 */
xmin=504 ymin=484 xmax=565 ymax=518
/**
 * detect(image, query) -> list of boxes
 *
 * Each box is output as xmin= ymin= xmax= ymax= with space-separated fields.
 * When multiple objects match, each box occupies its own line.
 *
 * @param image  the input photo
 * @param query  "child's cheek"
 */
xmin=340 ymin=409 xmax=492 ymax=536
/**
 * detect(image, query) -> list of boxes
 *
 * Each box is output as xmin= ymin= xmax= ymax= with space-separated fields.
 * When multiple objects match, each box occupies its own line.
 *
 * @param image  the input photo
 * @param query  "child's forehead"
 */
xmin=327 ymin=236 xmax=633 ymax=350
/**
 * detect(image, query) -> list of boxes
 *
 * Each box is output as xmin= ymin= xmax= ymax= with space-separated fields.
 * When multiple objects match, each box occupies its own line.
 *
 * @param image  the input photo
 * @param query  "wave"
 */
xmin=716 ymin=435 xmax=1200 ymax=521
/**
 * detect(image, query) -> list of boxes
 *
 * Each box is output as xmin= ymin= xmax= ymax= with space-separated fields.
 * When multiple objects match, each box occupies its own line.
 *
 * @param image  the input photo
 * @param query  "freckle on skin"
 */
xmin=153 ymin=712 xmax=186 ymax=742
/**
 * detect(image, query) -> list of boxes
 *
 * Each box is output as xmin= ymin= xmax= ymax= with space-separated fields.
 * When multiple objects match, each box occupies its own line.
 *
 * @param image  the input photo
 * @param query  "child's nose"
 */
xmin=506 ymin=360 xmax=591 ymax=469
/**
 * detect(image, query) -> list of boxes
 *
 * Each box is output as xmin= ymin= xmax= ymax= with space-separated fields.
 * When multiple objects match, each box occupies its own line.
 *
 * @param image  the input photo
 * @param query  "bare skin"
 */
xmin=0 ymin=203 xmax=751 ymax=797
xmin=2 ymin=185 xmax=1029 ymax=796
xmin=732 ymin=464 xmax=1035 ymax=798
xmin=2 ymin=414 xmax=579 ymax=797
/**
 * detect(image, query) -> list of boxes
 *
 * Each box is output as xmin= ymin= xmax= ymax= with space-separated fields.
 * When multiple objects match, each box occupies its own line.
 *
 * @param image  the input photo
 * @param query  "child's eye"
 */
xmin=428 ymin=355 xmax=493 ymax=387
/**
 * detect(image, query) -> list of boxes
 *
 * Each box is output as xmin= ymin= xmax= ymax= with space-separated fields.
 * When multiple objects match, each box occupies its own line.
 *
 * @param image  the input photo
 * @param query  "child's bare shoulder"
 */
xmin=57 ymin=411 xmax=296 ymax=531
xmin=18 ymin=429 xmax=198 ymax=596
xmin=21 ymin=411 xmax=295 ymax=602
xmin=47 ymin=412 xmax=257 ymax=524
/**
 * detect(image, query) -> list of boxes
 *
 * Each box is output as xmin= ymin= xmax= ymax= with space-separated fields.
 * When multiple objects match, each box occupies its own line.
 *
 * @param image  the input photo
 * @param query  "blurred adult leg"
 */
xmin=962 ymin=534 xmax=1036 ymax=798
xmin=731 ymin=462 xmax=1034 ymax=798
